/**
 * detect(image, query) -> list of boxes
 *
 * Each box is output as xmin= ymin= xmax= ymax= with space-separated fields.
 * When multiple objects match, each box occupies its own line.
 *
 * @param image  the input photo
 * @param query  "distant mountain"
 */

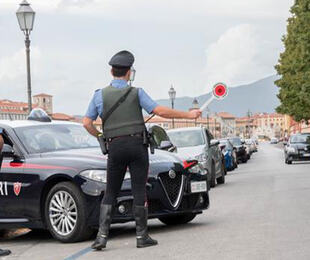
xmin=156 ymin=75 xmax=280 ymax=117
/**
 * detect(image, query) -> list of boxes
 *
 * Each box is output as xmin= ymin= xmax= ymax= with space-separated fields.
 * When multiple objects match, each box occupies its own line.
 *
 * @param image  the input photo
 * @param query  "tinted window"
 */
xmin=15 ymin=124 xmax=99 ymax=154
xmin=168 ymin=130 xmax=205 ymax=148
xmin=152 ymin=126 xmax=170 ymax=147
xmin=229 ymin=137 xmax=242 ymax=146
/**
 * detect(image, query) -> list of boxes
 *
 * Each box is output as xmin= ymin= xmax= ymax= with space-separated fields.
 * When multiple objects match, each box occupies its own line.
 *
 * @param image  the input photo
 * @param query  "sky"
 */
xmin=0 ymin=0 xmax=294 ymax=115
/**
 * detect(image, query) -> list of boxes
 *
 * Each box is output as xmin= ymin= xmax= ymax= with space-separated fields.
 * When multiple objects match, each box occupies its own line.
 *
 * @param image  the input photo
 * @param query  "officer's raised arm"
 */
xmin=152 ymin=105 xmax=201 ymax=119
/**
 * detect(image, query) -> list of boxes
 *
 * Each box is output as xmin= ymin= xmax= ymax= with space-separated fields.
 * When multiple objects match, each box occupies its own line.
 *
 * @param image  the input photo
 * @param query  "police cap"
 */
xmin=109 ymin=50 xmax=135 ymax=67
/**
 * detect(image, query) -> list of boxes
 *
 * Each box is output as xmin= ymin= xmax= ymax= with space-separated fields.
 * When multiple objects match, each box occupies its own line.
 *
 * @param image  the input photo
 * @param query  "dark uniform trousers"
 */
xmin=102 ymin=135 xmax=149 ymax=207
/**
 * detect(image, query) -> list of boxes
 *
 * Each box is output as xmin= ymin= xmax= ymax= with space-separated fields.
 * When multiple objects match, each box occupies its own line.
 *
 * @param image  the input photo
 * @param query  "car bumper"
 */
xmin=80 ymin=174 xmax=210 ymax=226
xmin=287 ymin=153 xmax=310 ymax=161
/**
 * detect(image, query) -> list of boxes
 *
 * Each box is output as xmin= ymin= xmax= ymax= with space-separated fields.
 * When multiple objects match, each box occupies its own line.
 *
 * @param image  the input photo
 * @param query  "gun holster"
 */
xmin=97 ymin=135 xmax=108 ymax=155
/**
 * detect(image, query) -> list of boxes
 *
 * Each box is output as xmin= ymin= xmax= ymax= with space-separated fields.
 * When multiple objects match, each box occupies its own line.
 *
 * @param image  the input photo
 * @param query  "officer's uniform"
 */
xmin=88 ymin=51 xmax=158 ymax=250
xmin=0 ymin=128 xmax=11 ymax=257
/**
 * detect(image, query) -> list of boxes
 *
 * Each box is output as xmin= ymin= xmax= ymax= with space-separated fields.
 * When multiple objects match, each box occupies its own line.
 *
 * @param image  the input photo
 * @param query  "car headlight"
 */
xmin=188 ymin=164 xmax=207 ymax=175
xmin=80 ymin=169 xmax=130 ymax=183
xmin=286 ymin=147 xmax=296 ymax=153
xmin=195 ymin=153 xmax=207 ymax=162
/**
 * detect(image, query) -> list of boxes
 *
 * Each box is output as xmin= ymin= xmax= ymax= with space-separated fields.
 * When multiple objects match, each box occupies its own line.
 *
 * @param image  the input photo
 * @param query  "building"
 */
xmin=251 ymin=113 xmax=289 ymax=139
xmin=216 ymin=112 xmax=236 ymax=137
xmin=236 ymin=116 xmax=256 ymax=139
xmin=0 ymin=99 xmax=34 ymax=120
xmin=33 ymin=93 xmax=53 ymax=114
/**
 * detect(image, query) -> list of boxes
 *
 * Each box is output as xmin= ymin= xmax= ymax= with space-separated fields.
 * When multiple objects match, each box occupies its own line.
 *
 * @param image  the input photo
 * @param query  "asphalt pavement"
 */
xmin=1 ymin=142 xmax=310 ymax=260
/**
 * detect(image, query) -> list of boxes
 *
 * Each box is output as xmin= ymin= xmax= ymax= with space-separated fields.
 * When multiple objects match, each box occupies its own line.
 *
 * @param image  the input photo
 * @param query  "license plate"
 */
xmin=303 ymin=153 xmax=310 ymax=157
xmin=191 ymin=181 xmax=207 ymax=193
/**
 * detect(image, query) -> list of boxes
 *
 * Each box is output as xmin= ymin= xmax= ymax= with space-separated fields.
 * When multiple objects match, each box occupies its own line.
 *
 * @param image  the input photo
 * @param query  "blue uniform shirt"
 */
xmin=85 ymin=79 xmax=158 ymax=120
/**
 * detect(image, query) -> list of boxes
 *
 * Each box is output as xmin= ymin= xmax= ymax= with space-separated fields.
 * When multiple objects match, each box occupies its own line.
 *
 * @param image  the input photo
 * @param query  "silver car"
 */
xmin=167 ymin=127 xmax=225 ymax=188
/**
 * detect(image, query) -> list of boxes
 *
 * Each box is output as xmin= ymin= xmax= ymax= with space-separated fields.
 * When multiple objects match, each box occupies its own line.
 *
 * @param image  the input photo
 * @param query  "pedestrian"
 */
xmin=0 ymin=128 xmax=12 ymax=257
xmin=83 ymin=50 xmax=201 ymax=251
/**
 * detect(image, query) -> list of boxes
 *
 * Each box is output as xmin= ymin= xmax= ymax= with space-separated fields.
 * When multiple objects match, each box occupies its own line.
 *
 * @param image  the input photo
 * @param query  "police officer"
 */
xmin=83 ymin=50 xmax=201 ymax=251
xmin=0 ymin=128 xmax=12 ymax=257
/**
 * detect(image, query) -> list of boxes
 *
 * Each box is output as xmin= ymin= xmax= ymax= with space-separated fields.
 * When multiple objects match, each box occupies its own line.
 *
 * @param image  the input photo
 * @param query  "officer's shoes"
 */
xmin=0 ymin=249 xmax=11 ymax=256
xmin=91 ymin=235 xmax=108 ymax=250
xmin=136 ymin=234 xmax=158 ymax=248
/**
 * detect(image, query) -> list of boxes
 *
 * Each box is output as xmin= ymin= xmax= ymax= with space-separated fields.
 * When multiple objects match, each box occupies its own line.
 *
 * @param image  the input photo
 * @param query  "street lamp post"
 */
xmin=16 ymin=0 xmax=35 ymax=114
xmin=168 ymin=85 xmax=176 ymax=128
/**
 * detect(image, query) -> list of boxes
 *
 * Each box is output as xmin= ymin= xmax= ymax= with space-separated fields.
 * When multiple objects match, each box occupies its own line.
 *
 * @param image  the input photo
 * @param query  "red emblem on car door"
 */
xmin=13 ymin=182 xmax=22 ymax=196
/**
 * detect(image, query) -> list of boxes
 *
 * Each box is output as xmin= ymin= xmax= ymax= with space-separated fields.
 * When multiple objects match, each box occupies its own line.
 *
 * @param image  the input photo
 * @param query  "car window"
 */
xmin=152 ymin=126 xmax=170 ymax=147
xmin=229 ymin=137 xmax=242 ymax=146
xmin=15 ymin=124 xmax=99 ymax=154
xmin=168 ymin=130 xmax=205 ymax=148
xmin=290 ymin=135 xmax=310 ymax=144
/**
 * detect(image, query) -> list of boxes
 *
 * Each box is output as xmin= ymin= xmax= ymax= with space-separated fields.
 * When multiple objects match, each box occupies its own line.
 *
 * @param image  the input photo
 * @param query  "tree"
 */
xmin=275 ymin=0 xmax=310 ymax=122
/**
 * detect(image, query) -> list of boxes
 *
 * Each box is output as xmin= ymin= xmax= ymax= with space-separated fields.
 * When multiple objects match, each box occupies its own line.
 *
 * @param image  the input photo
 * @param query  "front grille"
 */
xmin=158 ymin=171 xmax=183 ymax=206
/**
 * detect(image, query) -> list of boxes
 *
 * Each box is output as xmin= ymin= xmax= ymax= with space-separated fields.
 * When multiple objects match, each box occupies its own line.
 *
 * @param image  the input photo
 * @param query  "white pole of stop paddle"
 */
xmin=199 ymin=96 xmax=215 ymax=112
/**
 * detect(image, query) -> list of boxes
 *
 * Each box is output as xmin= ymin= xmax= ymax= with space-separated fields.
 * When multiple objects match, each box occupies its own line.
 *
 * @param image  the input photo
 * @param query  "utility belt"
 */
xmin=97 ymin=129 xmax=155 ymax=155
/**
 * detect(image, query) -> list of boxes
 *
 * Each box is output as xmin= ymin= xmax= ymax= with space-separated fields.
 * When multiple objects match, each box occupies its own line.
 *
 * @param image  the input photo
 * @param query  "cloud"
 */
xmin=1 ymin=0 xmax=293 ymax=20
xmin=0 ymin=47 xmax=41 ymax=81
xmin=203 ymin=24 xmax=275 ymax=91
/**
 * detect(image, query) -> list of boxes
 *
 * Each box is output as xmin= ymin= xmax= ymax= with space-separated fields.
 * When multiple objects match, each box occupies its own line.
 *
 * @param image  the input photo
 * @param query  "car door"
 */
xmin=203 ymin=129 xmax=213 ymax=173
xmin=206 ymin=130 xmax=221 ymax=174
xmin=0 ymin=129 xmax=28 ymax=220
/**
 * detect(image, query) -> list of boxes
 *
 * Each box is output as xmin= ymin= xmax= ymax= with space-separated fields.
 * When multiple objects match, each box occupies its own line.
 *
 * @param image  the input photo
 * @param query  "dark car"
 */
xmin=228 ymin=137 xmax=248 ymax=163
xmin=284 ymin=133 xmax=310 ymax=164
xmin=0 ymin=119 xmax=209 ymax=243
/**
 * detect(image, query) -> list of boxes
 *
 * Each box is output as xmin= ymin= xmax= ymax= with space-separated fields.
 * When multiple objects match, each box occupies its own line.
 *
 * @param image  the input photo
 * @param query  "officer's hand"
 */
xmin=188 ymin=109 xmax=202 ymax=119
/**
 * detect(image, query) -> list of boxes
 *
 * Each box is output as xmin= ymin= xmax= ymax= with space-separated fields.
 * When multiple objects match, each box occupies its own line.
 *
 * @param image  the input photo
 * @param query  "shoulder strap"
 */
xmin=101 ymin=87 xmax=134 ymax=131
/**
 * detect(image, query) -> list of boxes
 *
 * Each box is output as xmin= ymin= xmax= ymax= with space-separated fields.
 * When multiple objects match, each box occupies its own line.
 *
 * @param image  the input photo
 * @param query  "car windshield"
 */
xmin=15 ymin=124 xmax=99 ymax=154
xmin=229 ymin=138 xmax=242 ymax=146
xmin=220 ymin=139 xmax=232 ymax=150
xmin=167 ymin=130 xmax=205 ymax=148
xmin=290 ymin=135 xmax=310 ymax=144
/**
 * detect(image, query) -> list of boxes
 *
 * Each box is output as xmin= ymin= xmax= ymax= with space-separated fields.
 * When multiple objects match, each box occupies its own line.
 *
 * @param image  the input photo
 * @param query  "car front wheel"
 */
xmin=44 ymin=182 xmax=93 ymax=243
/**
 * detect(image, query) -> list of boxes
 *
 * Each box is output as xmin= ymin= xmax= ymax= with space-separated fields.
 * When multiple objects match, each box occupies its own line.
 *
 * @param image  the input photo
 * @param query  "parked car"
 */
xmin=245 ymin=139 xmax=257 ymax=155
xmin=219 ymin=139 xmax=238 ymax=171
xmin=167 ymin=127 xmax=225 ymax=188
xmin=284 ymin=133 xmax=310 ymax=164
xmin=228 ymin=137 xmax=248 ymax=163
xmin=270 ymin=137 xmax=279 ymax=144
xmin=0 ymin=116 xmax=209 ymax=243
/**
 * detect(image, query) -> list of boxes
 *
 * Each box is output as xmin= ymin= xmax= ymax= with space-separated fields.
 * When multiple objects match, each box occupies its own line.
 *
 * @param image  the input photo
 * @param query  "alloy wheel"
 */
xmin=49 ymin=191 xmax=78 ymax=236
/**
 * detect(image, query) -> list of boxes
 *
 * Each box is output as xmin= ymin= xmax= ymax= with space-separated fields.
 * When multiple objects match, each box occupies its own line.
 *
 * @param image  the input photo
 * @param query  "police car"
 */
xmin=0 ymin=110 xmax=209 ymax=243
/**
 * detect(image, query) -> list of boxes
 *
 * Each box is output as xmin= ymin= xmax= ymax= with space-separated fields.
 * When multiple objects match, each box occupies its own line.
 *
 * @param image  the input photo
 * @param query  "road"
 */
xmin=1 ymin=143 xmax=310 ymax=260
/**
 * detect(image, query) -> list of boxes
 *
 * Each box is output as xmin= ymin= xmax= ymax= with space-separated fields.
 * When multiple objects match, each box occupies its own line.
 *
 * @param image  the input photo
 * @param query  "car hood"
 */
xmin=40 ymin=147 xmax=182 ymax=172
xmin=175 ymin=145 xmax=206 ymax=160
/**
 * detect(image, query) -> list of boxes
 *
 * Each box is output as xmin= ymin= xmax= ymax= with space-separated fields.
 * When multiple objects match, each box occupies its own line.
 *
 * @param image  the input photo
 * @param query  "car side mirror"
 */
xmin=2 ymin=144 xmax=15 ymax=157
xmin=241 ymin=141 xmax=245 ymax=145
xmin=159 ymin=140 xmax=174 ymax=150
xmin=210 ymin=140 xmax=220 ymax=147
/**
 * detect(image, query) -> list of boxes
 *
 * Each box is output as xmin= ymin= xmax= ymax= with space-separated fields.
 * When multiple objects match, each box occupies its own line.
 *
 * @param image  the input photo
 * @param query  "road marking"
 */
xmin=64 ymin=247 xmax=92 ymax=260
